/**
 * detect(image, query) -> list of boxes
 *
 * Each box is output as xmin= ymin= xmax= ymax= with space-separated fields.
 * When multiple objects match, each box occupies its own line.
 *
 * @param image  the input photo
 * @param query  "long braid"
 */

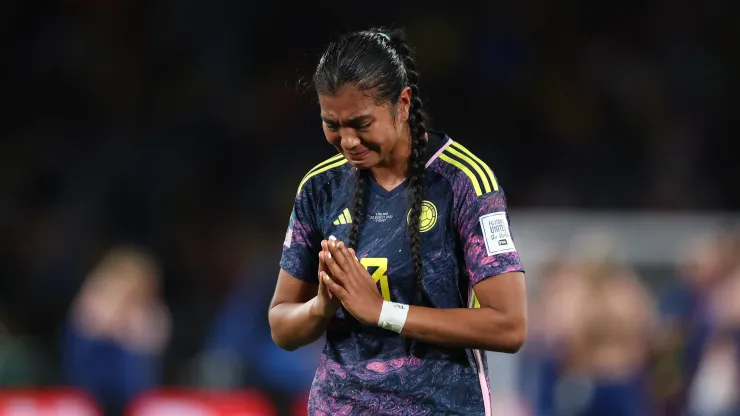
xmin=348 ymin=168 xmax=368 ymax=249
xmin=391 ymin=36 xmax=429 ymax=305
xmin=344 ymin=167 xmax=367 ymax=324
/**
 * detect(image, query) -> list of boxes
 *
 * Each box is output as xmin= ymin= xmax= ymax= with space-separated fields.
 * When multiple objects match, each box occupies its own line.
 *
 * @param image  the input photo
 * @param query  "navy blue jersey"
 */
xmin=280 ymin=132 xmax=525 ymax=416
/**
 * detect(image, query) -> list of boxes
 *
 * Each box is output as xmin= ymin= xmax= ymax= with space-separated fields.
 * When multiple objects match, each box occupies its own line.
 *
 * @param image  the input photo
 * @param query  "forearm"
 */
xmin=399 ymin=306 xmax=526 ymax=353
xmin=269 ymin=297 xmax=331 ymax=351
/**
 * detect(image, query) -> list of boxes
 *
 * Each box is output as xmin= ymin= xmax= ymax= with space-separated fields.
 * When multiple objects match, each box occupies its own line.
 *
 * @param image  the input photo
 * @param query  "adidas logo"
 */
xmin=333 ymin=208 xmax=353 ymax=225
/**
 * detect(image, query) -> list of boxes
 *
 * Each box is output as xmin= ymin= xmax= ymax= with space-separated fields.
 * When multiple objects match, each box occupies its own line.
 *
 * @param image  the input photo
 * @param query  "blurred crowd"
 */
xmin=1 ymin=0 xmax=739 ymax=415
xmin=522 ymin=228 xmax=740 ymax=416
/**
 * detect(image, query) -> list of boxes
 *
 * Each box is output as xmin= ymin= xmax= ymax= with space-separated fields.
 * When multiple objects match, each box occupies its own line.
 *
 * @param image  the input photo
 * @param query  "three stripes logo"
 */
xmin=438 ymin=141 xmax=498 ymax=197
xmin=333 ymin=208 xmax=353 ymax=225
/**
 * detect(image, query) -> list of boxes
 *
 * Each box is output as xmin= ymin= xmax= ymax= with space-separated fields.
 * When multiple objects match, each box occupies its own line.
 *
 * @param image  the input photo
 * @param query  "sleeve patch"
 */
xmin=479 ymin=212 xmax=516 ymax=256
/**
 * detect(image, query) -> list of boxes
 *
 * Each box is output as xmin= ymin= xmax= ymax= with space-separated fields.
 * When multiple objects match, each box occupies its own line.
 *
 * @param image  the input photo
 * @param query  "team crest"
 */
xmin=407 ymin=200 xmax=438 ymax=233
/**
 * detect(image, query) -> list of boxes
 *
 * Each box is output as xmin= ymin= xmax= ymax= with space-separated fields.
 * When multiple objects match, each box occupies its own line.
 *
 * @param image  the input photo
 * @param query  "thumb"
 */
xmin=318 ymin=250 xmax=328 ymax=272
xmin=318 ymin=268 xmax=332 ymax=299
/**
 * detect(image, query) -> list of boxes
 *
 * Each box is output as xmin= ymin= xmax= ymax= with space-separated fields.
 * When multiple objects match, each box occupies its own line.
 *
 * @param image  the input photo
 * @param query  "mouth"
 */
xmin=346 ymin=149 xmax=371 ymax=160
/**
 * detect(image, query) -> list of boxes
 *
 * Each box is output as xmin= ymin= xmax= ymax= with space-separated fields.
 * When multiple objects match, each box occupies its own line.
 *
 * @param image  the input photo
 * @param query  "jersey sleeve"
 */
xmin=279 ymin=185 xmax=322 ymax=284
xmin=454 ymin=182 xmax=525 ymax=287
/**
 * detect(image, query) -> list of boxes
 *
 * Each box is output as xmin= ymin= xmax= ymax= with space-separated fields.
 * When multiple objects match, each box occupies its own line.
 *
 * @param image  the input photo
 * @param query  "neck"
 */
xmin=371 ymin=131 xmax=413 ymax=188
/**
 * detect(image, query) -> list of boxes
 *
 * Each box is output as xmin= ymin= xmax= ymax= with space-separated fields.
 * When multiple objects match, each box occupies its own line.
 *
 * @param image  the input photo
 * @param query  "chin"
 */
xmin=345 ymin=154 xmax=379 ymax=169
xmin=347 ymin=160 xmax=373 ymax=169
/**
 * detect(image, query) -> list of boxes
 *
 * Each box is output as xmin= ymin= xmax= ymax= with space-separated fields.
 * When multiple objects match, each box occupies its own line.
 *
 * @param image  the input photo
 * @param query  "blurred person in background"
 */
xmin=687 ymin=264 xmax=740 ymax=416
xmin=531 ymin=230 xmax=657 ymax=416
xmin=61 ymin=245 xmax=171 ymax=416
xmin=653 ymin=230 xmax=740 ymax=415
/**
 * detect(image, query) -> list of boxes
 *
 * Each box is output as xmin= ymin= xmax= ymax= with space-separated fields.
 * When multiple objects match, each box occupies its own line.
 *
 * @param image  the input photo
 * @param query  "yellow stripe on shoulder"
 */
xmin=296 ymin=154 xmax=347 ymax=195
xmin=445 ymin=146 xmax=493 ymax=194
xmin=300 ymin=153 xmax=345 ymax=181
xmin=439 ymin=152 xmax=483 ymax=196
xmin=449 ymin=141 xmax=498 ymax=192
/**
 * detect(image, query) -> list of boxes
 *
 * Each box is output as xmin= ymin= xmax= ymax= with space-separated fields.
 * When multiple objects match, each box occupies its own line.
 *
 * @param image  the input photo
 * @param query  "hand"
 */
xmin=310 ymin=246 xmax=341 ymax=319
xmin=321 ymin=238 xmax=384 ymax=325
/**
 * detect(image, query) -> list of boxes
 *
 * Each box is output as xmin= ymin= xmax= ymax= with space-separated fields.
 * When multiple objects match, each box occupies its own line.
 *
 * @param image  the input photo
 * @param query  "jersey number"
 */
xmin=360 ymin=257 xmax=391 ymax=301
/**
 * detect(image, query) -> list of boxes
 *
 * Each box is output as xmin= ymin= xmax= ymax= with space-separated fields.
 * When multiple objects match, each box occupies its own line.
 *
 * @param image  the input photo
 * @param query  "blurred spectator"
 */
xmin=61 ymin=245 xmax=171 ymax=416
xmin=687 ymin=264 xmax=740 ymax=415
xmin=530 ymin=231 xmax=657 ymax=415
xmin=651 ymin=230 xmax=740 ymax=415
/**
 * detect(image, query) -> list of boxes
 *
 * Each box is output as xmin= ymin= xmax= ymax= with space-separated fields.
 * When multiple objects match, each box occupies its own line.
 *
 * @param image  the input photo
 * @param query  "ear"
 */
xmin=397 ymin=87 xmax=412 ymax=123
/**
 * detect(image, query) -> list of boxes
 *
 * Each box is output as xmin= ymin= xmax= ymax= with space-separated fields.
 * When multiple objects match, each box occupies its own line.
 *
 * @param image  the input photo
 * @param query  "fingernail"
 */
xmin=327 ymin=252 xmax=332 ymax=259
xmin=328 ymin=235 xmax=336 ymax=241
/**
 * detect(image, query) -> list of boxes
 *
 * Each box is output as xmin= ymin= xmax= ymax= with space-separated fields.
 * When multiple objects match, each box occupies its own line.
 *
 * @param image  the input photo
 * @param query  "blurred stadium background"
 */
xmin=2 ymin=1 xmax=739 ymax=415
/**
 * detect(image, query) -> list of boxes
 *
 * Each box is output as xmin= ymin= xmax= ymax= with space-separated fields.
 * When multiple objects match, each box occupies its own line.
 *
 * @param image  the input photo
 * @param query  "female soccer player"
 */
xmin=268 ymin=27 xmax=527 ymax=415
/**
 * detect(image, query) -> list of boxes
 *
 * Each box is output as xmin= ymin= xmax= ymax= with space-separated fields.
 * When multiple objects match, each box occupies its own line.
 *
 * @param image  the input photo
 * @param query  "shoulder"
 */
xmin=427 ymin=134 xmax=499 ymax=198
xmin=295 ymin=153 xmax=352 ymax=197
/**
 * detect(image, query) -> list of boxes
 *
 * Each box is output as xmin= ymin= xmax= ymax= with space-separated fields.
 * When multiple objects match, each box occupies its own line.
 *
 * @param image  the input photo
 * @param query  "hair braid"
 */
xmin=391 ymin=35 xmax=429 ymax=305
xmin=348 ymin=168 xmax=368 ymax=249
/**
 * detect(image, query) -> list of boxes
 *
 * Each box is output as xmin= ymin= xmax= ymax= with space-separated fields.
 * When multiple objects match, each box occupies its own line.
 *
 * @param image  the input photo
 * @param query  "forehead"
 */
xmin=318 ymin=86 xmax=384 ymax=120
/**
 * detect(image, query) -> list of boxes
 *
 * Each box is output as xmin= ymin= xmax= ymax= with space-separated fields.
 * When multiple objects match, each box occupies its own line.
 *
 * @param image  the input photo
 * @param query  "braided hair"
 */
xmin=313 ymin=28 xmax=429 ymax=304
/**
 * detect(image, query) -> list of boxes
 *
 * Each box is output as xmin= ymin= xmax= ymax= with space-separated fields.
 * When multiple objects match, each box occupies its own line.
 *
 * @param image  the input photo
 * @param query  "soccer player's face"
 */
xmin=319 ymin=86 xmax=410 ymax=169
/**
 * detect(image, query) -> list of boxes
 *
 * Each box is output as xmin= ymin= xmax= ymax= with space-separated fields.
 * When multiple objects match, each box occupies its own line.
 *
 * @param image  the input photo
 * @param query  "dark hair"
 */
xmin=313 ymin=28 xmax=429 ymax=304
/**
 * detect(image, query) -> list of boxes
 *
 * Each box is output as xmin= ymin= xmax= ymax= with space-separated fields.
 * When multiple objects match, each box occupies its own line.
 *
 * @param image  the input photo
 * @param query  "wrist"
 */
xmin=308 ymin=297 xmax=331 ymax=320
xmin=377 ymin=301 xmax=410 ymax=333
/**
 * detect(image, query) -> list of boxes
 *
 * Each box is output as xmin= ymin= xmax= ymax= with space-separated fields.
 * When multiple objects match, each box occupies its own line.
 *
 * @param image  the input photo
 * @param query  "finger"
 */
xmin=348 ymin=248 xmax=359 ymax=262
xmin=323 ymin=245 xmax=346 ymax=281
xmin=328 ymin=239 xmax=353 ymax=271
xmin=322 ymin=239 xmax=335 ymax=260
xmin=343 ymin=245 xmax=363 ymax=272
xmin=321 ymin=272 xmax=348 ymax=301
xmin=318 ymin=249 xmax=327 ymax=272
xmin=321 ymin=240 xmax=336 ymax=263
xmin=317 ymin=271 xmax=333 ymax=299
xmin=341 ymin=244 xmax=365 ymax=276
xmin=326 ymin=236 xmax=337 ymax=259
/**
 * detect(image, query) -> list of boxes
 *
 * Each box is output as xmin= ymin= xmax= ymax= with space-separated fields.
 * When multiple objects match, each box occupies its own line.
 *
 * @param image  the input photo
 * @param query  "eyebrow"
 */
xmin=321 ymin=114 xmax=374 ymax=126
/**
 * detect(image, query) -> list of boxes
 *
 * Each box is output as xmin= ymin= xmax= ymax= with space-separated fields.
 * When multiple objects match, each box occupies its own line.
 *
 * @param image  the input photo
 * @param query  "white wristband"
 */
xmin=377 ymin=301 xmax=409 ymax=333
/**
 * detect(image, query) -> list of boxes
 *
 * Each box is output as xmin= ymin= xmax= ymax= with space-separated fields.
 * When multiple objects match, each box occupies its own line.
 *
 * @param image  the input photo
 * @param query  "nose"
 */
xmin=340 ymin=132 xmax=361 ymax=150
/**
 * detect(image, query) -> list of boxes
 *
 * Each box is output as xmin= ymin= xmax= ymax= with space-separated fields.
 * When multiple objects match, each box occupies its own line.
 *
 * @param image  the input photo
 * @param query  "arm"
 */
xmin=441 ymin=168 xmax=528 ymax=353
xmin=268 ymin=177 xmax=337 ymax=351
xmin=400 ymin=271 xmax=526 ymax=353
xmin=268 ymin=268 xmax=333 ymax=351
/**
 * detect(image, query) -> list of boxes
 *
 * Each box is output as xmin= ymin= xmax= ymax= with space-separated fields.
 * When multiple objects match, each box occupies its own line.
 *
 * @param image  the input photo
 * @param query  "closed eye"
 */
xmin=324 ymin=121 xmax=339 ymax=131
xmin=321 ymin=115 xmax=374 ymax=132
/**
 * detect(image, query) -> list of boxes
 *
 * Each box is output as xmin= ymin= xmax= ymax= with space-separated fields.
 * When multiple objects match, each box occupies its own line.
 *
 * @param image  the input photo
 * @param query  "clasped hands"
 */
xmin=312 ymin=236 xmax=384 ymax=325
